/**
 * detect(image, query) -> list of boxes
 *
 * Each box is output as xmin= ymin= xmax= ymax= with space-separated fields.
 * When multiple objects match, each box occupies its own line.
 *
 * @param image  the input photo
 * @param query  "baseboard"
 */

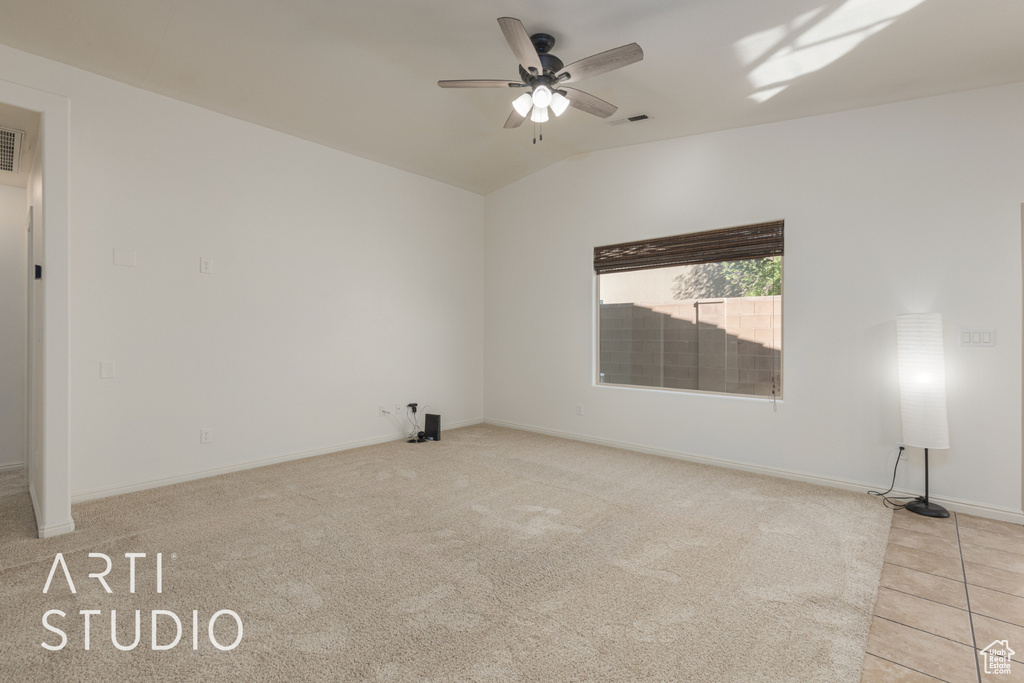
xmin=483 ymin=419 xmax=1024 ymax=525
xmin=28 ymin=479 xmax=76 ymax=539
xmin=71 ymin=418 xmax=484 ymax=504
xmin=0 ymin=461 xmax=26 ymax=473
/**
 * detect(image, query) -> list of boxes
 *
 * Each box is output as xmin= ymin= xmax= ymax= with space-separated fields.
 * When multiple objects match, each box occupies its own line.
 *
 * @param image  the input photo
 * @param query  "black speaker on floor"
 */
xmin=424 ymin=413 xmax=441 ymax=441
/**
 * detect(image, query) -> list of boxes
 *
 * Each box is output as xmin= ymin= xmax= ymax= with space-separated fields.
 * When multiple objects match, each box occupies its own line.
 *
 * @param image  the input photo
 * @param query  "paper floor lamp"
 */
xmin=896 ymin=312 xmax=950 ymax=518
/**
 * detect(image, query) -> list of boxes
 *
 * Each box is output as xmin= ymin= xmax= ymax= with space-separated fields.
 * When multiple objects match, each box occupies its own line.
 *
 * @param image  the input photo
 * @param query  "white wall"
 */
xmin=484 ymin=83 xmax=1024 ymax=516
xmin=0 ymin=183 xmax=27 ymax=469
xmin=1 ymin=39 xmax=1020 ymax=522
xmin=0 ymin=44 xmax=484 ymax=502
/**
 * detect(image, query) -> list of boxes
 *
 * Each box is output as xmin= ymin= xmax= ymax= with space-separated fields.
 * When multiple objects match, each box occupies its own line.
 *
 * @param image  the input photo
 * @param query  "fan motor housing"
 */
xmin=530 ymin=33 xmax=556 ymax=54
xmin=518 ymin=32 xmax=564 ymax=83
xmin=519 ymin=57 xmax=563 ymax=82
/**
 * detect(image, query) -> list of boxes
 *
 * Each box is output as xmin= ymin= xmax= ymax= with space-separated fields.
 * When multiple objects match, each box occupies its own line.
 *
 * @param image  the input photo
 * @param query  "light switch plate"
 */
xmin=959 ymin=328 xmax=995 ymax=347
xmin=100 ymin=361 xmax=116 ymax=379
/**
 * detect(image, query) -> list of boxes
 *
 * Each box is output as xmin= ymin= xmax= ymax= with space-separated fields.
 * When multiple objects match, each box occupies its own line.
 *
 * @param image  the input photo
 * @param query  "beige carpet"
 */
xmin=0 ymin=425 xmax=890 ymax=681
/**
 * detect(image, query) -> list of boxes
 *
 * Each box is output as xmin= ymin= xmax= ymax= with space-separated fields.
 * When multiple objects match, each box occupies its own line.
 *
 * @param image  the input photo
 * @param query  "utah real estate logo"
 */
xmin=980 ymin=640 xmax=1015 ymax=676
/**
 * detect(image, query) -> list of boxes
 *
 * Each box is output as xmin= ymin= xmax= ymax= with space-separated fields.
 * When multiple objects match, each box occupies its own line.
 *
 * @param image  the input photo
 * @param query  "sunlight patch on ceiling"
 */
xmin=735 ymin=0 xmax=928 ymax=103
xmin=734 ymin=8 xmax=825 ymax=66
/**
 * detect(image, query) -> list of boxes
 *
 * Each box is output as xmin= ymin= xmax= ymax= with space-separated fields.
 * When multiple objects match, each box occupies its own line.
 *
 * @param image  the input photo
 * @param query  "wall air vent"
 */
xmin=0 ymin=127 xmax=25 ymax=174
xmin=610 ymin=114 xmax=651 ymax=125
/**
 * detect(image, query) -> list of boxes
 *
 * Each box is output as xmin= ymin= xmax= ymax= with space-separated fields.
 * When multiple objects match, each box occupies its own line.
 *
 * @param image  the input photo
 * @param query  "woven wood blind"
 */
xmin=594 ymin=220 xmax=784 ymax=274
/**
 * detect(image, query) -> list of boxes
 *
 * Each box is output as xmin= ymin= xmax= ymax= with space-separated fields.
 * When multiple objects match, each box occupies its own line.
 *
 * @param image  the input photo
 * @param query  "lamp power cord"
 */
xmin=869 ymin=446 xmax=921 ymax=510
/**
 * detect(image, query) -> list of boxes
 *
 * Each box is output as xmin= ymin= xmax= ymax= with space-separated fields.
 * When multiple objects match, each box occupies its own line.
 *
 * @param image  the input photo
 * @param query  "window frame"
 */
xmin=594 ymin=221 xmax=784 ymax=400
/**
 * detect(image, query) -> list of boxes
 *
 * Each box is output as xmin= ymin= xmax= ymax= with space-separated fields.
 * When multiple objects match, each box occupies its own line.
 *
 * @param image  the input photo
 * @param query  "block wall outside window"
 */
xmin=598 ymin=296 xmax=781 ymax=396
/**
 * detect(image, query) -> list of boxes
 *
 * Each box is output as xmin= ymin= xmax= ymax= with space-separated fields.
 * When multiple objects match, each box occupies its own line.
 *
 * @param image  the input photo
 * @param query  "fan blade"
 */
xmin=438 ymin=79 xmax=520 ymax=88
xmin=498 ymin=17 xmax=542 ymax=73
xmin=557 ymin=43 xmax=644 ymax=84
xmin=504 ymin=109 xmax=526 ymax=129
xmin=562 ymin=87 xmax=618 ymax=118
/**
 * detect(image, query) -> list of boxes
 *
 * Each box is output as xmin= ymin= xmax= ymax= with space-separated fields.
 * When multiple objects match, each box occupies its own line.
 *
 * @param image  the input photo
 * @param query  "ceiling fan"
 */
xmin=438 ymin=17 xmax=643 ymax=134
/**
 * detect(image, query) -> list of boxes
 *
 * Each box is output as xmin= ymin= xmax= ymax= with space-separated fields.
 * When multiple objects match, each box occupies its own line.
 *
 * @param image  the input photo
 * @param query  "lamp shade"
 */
xmin=531 ymin=85 xmax=553 ymax=109
xmin=550 ymin=91 xmax=570 ymax=116
xmin=896 ymin=313 xmax=950 ymax=449
xmin=512 ymin=92 xmax=533 ymax=117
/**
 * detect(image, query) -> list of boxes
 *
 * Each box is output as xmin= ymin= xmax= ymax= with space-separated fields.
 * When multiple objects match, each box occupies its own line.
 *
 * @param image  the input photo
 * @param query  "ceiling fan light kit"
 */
xmin=550 ymin=91 xmax=570 ymax=117
xmin=438 ymin=17 xmax=643 ymax=140
xmin=512 ymin=92 xmax=533 ymax=117
xmin=531 ymin=85 xmax=553 ymax=109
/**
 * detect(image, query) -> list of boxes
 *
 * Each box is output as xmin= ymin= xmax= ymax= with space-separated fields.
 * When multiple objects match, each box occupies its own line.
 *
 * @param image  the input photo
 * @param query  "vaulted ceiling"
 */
xmin=0 ymin=0 xmax=1020 ymax=194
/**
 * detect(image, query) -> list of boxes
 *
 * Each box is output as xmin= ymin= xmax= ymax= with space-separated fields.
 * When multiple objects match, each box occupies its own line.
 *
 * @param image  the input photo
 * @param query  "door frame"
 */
xmin=0 ymin=77 xmax=72 ymax=537
xmin=25 ymin=205 xmax=33 ymax=481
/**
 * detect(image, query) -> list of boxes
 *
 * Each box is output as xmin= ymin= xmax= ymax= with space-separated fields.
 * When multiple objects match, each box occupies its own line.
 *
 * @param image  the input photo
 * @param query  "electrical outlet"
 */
xmin=379 ymin=406 xmax=388 ymax=417
xmin=200 ymin=257 xmax=213 ymax=274
xmin=576 ymin=404 xmax=584 ymax=416
xmin=200 ymin=428 xmax=212 ymax=444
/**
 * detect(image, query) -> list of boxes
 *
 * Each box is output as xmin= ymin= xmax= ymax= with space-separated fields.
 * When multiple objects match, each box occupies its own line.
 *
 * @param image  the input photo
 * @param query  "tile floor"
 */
xmin=862 ymin=509 xmax=1024 ymax=682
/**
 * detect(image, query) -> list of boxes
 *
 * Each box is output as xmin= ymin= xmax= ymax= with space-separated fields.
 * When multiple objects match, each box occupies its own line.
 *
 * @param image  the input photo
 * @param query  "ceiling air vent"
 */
xmin=0 ymin=127 xmax=25 ymax=174
xmin=610 ymin=113 xmax=651 ymax=125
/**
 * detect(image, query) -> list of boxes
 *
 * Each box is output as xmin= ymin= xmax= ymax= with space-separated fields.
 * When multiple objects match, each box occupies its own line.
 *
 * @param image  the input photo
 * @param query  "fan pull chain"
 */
xmin=532 ymin=121 xmax=543 ymax=145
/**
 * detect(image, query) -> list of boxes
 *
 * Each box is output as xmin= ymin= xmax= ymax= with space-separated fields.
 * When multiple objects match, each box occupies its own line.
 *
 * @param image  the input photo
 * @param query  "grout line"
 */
xmin=954 ymin=528 xmax=1024 ymax=548
xmin=883 ymin=557 xmax=963 ymax=583
xmin=959 ymin=541 xmax=1024 ymax=566
xmin=883 ymin=560 xmax=965 ymax=583
xmin=964 ymin=547 xmax=1024 ymax=561
xmin=874 ymin=615 xmax=975 ymax=649
xmin=956 ymin=522 xmax=1024 ymax=539
xmin=965 ymin=582 xmax=1024 ymax=600
xmin=954 ymin=513 xmax=983 ymax=683
xmin=962 ymin=556 xmax=1024 ymax=577
xmin=887 ymin=540 xmax=963 ymax=561
xmin=891 ymin=518 xmax=957 ymax=533
xmin=877 ymin=585 xmax=968 ymax=612
xmin=889 ymin=525 xmax=960 ymax=542
xmin=863 ymin=652 xmax=949 ymax=681
xmin=968 ymin=611 xmax=1024 ymax=630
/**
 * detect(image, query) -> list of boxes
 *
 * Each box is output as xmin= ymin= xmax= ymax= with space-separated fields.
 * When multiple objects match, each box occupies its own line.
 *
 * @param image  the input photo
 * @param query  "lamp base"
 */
xmin=905 ymin=497 xmax=950 ymax=518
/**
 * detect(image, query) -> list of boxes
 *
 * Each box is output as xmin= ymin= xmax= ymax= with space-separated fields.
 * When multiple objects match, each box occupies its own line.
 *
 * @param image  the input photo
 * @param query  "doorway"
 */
xmin=0 ymin=79 xmax=72 ymax=538
xmin=0 ymin=104 xmax=37 ymax=530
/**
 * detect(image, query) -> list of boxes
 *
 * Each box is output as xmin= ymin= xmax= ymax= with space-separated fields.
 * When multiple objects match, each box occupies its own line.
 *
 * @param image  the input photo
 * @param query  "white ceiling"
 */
xmin=0 ymin=0 xmax=1020 ymax=194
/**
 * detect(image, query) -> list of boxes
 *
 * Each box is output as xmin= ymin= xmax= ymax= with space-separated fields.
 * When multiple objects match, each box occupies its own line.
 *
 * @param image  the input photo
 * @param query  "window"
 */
xmin=595 ymin=221 xmax=783 ymax=398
